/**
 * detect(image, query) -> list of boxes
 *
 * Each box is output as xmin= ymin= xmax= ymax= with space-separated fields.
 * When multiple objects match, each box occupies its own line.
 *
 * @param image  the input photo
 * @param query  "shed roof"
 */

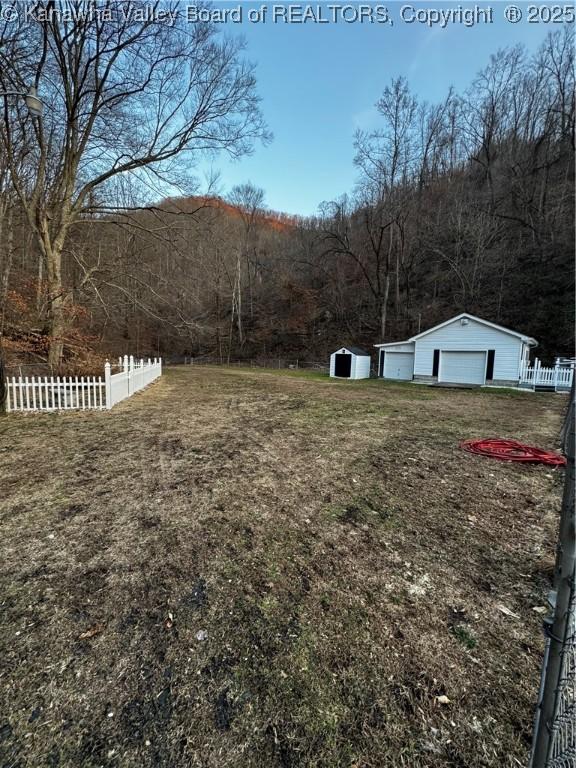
xmin=335 ymin=346 xmax=370 ymax=356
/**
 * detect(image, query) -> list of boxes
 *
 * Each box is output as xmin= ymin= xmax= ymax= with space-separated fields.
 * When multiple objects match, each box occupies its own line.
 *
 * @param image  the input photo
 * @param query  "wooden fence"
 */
xmin=5 ymin=356 xmax=162 ymax=412
xmin=519 ymin=359 xmax=574 ymax=392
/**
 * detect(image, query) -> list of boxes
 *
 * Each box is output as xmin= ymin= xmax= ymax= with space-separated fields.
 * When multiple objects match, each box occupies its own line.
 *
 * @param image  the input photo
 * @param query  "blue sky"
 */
xmin=198 ymin=1 xmax=560 ymax=215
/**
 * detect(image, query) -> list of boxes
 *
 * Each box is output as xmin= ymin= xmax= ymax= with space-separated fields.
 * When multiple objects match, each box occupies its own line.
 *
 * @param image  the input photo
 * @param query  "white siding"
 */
xmin=353 ymin=355 xmax=371 ymax=379
xmin=330 ymin=349 xmax=371 ymax=379
xmin=414 ymin=317 xmax=523 ymax=381
xmin=376 ymin=342 xmax=415 ymax=353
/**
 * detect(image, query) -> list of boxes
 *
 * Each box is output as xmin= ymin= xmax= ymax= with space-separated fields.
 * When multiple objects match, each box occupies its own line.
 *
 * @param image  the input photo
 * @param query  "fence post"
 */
xmin=0 ymin=354 xmax=6 ymax=414
xmin=104 ymin=361 xmax=112 ymax=409
xmin=530 ymin=380 xmax=575 ymax=767
xmin=553 ymin=359 xmax=560 ymax=392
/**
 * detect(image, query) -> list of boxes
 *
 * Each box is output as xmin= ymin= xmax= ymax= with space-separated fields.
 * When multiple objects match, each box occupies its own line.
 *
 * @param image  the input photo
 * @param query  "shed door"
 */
xmin=439 ymin=351 xmax=486 ymax=385
xmin=383 ymin=352 xmax=414 ymax=381
xmin=334 ymin=353 xmax=352 ymax=378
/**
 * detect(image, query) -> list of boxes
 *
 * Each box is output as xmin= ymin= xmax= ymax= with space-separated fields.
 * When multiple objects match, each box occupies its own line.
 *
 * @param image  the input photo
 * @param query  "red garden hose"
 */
xmin=460 ymin=438 xmax=566 ymax=466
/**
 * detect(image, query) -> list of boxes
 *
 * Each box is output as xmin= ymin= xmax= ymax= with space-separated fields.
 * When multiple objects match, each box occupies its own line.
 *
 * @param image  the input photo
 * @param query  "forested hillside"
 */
xmin=0 ymin=17 xmax=573 ymax=373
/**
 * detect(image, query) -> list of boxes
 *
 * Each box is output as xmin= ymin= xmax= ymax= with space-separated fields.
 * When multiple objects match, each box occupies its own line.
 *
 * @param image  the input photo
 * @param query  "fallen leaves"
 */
xmin=78 ymin=623 xmax=105 ymax=640
xmin=497 ymin=605 xmax=520 ymax=619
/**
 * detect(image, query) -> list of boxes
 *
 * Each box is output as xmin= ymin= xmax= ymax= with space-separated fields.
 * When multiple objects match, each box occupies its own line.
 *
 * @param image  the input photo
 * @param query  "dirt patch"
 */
xmin=0 ymin=366 xmax=567 ymax=767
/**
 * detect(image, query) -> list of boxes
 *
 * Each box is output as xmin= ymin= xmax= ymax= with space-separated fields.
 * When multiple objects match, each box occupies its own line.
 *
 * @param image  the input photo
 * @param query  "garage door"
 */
xmin=439 ymin=351 xmax=486 ymax=385
xmin=384 ymin=352 xmax=414 ymax=381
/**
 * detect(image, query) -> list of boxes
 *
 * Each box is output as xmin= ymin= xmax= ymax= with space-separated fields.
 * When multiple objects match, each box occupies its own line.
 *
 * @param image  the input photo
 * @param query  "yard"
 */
xmin=0 ymin=366 xmax=568 ymax=768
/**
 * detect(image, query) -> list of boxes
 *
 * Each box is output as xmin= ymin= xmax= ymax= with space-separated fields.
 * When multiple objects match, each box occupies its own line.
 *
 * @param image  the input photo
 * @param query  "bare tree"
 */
xmin=0 ymin=0 xmax=269 ymax=368
xmin=354 ymin=77 xmax=417 ymax=198
xmin=320 ymin=195 xmax=396 ymax=338
xmin=228 ymin=182 xmax=265 ymax=345
xmin=0 ymin=27 xmax=573 ymax=368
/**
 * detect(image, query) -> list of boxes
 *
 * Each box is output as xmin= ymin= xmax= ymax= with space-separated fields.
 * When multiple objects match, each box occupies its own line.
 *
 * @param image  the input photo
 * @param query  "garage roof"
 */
xmin=410 ymin=313 xmax=538 ymax=345
xmin=373 ymin=340 xmax=415 ymax=349
xmin=374 ymin=313 xmax=538 ymax=348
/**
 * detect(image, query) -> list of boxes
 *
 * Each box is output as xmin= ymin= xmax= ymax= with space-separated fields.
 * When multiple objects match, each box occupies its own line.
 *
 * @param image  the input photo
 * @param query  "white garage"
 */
xmin=376 ymin=341 xmax=415 ymax=381
xmin=439 ymin=351 xmax=487 ymax=385
xmin=375 ymin=313 xmax=538 ymax=387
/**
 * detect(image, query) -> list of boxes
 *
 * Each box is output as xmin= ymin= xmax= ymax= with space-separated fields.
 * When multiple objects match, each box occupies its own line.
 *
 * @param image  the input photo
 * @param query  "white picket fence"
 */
xmin=519 ymin=358 xmax=574 ymax=392
xmin=107 ymin=356 xmax=162 ymax=409
xmin=6 ymin=356 xmax=162 ymax=412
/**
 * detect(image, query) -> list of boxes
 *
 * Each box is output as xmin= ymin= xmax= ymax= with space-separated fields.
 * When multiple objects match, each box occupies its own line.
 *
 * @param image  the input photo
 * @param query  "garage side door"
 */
xmin=439 ymin=351 xmax=486 ymax=385
xmin=383 ymin=352 xmax=414 ymax=381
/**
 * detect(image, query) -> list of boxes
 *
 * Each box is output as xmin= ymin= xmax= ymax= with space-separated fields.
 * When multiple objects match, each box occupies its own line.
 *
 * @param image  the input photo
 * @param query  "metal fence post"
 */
xmin=530 ymin=380 xmax=575 ymax=767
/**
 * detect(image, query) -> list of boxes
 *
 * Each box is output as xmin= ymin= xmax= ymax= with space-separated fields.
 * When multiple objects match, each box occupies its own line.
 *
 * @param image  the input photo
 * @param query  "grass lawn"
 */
xmin=0 ymin=366 xmax=568 ymax=767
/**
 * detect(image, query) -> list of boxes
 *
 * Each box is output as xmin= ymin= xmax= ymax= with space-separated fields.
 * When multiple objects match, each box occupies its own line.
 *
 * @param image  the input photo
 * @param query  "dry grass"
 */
xmin=0 ymin=366 xmax=568 ymax=767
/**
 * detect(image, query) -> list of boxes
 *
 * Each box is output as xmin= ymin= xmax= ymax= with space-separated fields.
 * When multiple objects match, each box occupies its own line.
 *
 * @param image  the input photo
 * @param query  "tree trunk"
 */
xmin=395 ymin=251 xmax=400 ymax=314
xmin=47 ymin=295 xmax=67 ymax=371
xmin=380 ymin=273 xmax=390 ymax=339
xmin=36 ymin=248 xmax=43 ymax=314
xmin=235 ymin=251 xmax=243 ymax=346
xmin=246 ymin=249 xmax=254 ymax=320
xmin=44 ymin=238 xmax=68 ymax=371
xmin=0 ymin=206 xmax=14 ymax=414
xmin=35 ymin=209 xmax=73 ymax=372
xmin=380 ymin=222 xmax=393 ymax=339
xmin=0 ymin=206 xmax=13 ymax=340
